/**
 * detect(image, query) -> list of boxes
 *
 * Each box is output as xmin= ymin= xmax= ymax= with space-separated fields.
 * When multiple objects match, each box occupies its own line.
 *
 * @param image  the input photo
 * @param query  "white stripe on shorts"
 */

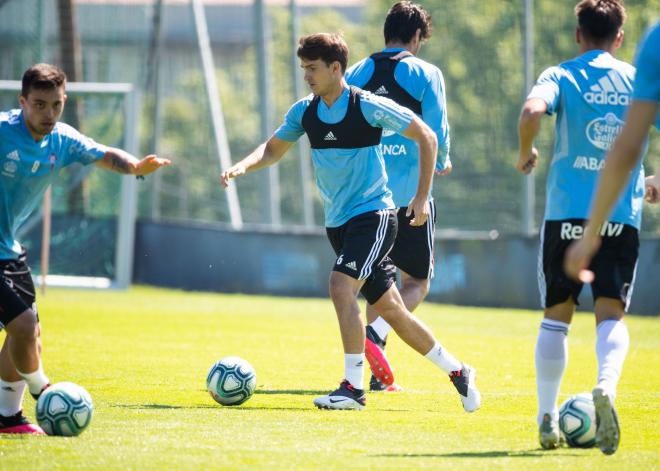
xmin=359 ymin=210 xmax=389 ymax=280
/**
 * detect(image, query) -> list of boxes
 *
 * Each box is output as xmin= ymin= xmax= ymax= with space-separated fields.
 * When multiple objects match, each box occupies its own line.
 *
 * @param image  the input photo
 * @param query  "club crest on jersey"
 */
xmin=586 ymin=112 xmax=623 ymax=151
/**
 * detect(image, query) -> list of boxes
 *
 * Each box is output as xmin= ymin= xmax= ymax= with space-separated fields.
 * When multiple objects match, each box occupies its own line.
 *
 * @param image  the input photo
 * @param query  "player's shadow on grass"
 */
xmin=256 ymin=389 xmax=329 ymax=396
xmin=374 ymin=449 xmax=582 ymax=458
xmin=111 ymin=404 xmax=218 ymax=410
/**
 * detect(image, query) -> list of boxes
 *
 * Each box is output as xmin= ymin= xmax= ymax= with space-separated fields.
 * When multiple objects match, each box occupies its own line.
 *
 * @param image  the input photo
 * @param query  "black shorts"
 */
xmin=0 ymin=249 xmax=37 ymax=329
xmin=326 ymin=209 xmax=397 ymax=304
xmin=388 ymin=201 xmax=436 ymax=280
xmin=539 ymin=219 xmax=639 ymax=310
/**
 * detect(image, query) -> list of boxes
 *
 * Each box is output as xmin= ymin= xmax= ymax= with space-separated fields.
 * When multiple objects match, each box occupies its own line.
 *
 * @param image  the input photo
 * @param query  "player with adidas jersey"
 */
xmin=221 ymin=33 xmax=480 ymax=412
xmin=565 ymin=20 xmax=660 ymax=280
xmin=0 ymin=64 xmax=171 ymax=434
xmin=516 ymin=0 xmax=657 ymax=455
xmin=344 ymin=1 xmax=454 ymax=393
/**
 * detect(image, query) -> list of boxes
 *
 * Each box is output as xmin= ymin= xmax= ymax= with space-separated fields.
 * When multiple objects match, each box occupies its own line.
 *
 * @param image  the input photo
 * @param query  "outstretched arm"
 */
xmin=95 ymin=147 xmax=171 ymax=176
xmin=517 ymin=98 xmax=547 ymax=174
xmin=564 ymin=100 xmax=658 ymax=281
xmin=220 ymin=136 xmax=293 ymax=188
xmin=401 ymin=115 xmax=437 ymax=226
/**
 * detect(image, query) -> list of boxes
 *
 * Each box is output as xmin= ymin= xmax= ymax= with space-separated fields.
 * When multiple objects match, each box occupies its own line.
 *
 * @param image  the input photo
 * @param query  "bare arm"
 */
xmin=220 ymin=136 xmax=293 ymax=187
xmin=401 ymin=115 xmax=437 ymax=226
xmin=517 ymin=98 xmax=547 ymax=174
xmin=564 ymin=100 xmax=658 ymax=281
xmin=95 ymin=147 xmax=171 ymax=176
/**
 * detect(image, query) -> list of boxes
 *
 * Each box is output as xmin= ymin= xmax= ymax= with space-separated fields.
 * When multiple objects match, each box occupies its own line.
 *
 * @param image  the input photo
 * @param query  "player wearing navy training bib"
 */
xmin=345 ymin=1 xmax=459 ymax=393
xmin=0 ymin=64 xmax=171 ymax=434
xmin=220 ymin=33 xmax=480 ymax=412
xmin=517 ymin=1 xmax=656 ymax=454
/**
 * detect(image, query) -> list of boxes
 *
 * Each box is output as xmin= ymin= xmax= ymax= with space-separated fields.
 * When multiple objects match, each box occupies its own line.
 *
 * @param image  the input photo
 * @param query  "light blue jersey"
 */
xmin=345 ymin=48 xmax=450 ymax=208
xmin=529 ymin=50 xmax=651 ymax=229
xmin=0 ymin=109 xmax=107 ymax=260
xmin=275 ymin=86 xmax=414 ymax=227
xmin=633 ymin=21 xmax=660 ymax=103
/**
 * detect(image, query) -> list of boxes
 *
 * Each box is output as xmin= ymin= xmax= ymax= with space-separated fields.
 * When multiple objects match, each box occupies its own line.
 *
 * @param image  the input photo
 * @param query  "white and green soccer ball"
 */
xmin=36 ymin=382 xmax=93 ymax=436
xmin=207 ymin=356 xmax=256 ymax=406
xmin=559 ymin=393 xmax=596 ymax=448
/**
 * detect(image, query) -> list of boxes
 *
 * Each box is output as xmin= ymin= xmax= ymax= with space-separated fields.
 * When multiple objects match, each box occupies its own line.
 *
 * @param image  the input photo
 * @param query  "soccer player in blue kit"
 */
xmin=566 ymin=20 xmax=660 ymax=280
xmin=516 ymin=1 xmax=657 ymax=454
xmin=0 ymin=64 xmax=171 ymax=434
xmin=345 ymin=1 xmax=454 ymax=392
xmin=221 ymin=33 xmax=480 ymax=412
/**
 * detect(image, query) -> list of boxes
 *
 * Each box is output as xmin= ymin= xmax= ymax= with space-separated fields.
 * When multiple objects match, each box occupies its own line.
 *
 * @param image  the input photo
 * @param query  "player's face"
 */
xmin=301 ymin=58 xmax=341 ymax=96
xmin=19 ymin=86 xmax=67 ymax=140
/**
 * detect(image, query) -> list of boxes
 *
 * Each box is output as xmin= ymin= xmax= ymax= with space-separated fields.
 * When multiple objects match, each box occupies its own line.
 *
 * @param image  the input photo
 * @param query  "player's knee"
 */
xmin=5 ymin=309 xmax=39 ymax=343
xmin=328 ymin=272 xmax=357 ymax=300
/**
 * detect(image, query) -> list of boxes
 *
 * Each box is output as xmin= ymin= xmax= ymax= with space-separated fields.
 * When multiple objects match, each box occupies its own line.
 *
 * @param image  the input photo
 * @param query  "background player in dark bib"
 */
xmin=0 ymin=64 xmax=171 ymax=434
xmin=345 ymin=1 xmax=453 ymax=392
xmin=220 ymin=33 xmax=480 ymax=412
xmin=516 ymin=0 xmax=658 ymax=454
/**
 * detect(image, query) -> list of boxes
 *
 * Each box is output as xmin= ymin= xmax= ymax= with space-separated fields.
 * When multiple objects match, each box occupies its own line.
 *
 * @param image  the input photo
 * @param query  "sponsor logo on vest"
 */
xmin=560 ymin=221 xmax=624 ymax=240
xmin=586 ymin=112 xmax=624 ymax=151
xmin=324 ymin=131 xmax=338 ymax=141
xmin=382 ymin=144 xmax=408 ymax=156
xmin=374 ymin=85 xmax=389 ymax=95
xmin=584 ymin=71 xmax=630 ymax=106
xmin=573 ymin=155 xmax=605 ymax=171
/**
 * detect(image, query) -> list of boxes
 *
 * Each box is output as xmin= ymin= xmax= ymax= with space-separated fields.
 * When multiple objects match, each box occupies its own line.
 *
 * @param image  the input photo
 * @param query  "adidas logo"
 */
xmin=323 ymin=131 xmax=338 ymax=141
xmin=6 ymin=150 xmax=19 ymax=161
xmin=584 ymin=70 xmax=630 ymax=106
xmin=345 ymin=261 xmax=357 ymax=270
xmin=374 ymin=85 xmax=389 ymax=95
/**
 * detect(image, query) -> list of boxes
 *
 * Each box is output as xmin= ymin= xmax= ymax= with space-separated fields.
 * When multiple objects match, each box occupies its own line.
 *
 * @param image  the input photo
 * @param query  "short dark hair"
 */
xmin=575 ymin=0 xmax=626 ymax=44
xmin=297 ymin=33 xmax=349 ymax=73
xmin=384 ymin=1 xmax=432 ymax=44
xmin=21 ymin=63 xmax=67 ymax=98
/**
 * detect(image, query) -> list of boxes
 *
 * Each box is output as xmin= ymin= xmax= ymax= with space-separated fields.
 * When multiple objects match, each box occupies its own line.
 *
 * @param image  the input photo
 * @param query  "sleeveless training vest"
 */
xmin=301 ymin=86 xmax=382 ymax=149
xmin=362 ymin=51 xmax=422 ymax=115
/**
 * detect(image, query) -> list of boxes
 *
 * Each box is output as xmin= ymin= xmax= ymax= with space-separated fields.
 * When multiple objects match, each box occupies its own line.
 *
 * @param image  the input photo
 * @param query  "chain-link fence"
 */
xmin=1 ymin=0 xmax=658 ymax=236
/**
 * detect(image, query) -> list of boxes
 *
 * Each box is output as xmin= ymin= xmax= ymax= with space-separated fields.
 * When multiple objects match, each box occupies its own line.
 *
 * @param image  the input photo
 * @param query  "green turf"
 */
xmin=1 ymin=286 xmax=658 ymax=470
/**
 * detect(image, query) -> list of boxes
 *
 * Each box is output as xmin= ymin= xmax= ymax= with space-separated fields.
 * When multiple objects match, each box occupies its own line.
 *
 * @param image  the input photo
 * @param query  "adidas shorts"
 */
xmin=388 ymin=201 xmax=437 ymax=280
xmin=0 ymin=249 xmax=37 ymax=330
xmin=326 ymin=209 xmax=397 ymax=304
xmin=539 ymin=219 xmax=639 ymax=310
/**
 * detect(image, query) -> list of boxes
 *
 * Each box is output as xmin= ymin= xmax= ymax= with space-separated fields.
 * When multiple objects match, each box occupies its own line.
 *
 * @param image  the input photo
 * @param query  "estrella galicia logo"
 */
xmin=586 ymin=112 xmax=623 ymax=151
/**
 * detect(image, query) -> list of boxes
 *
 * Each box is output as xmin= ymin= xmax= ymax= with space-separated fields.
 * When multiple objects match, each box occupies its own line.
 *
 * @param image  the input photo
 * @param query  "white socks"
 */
xmin=0 ymin=379 xmax=26 ymax=417
xmin=535 ymin=319 xmax=569 ymax=424
xmin=344 ymin=353 xmax=365 ymax=390
xmin=16 ymin=364 xmax=50 ymax=397
xmin=424 ymin=341 xmax=462 ymax=374
xmin=369 ymin=317 xmax=392 ymax=342
xmin=595 ymin=319 xmax=629 ymax=402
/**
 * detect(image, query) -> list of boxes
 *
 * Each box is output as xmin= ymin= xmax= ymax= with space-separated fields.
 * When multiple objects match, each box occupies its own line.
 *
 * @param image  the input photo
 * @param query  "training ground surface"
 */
xmin=1 ymin=286 xmax=658 ymax=470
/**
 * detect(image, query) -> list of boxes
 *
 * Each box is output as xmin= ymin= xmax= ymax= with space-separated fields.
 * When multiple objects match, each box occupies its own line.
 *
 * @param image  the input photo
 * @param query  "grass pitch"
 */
xmin=1 ymin=286 xmax=658 ymax=470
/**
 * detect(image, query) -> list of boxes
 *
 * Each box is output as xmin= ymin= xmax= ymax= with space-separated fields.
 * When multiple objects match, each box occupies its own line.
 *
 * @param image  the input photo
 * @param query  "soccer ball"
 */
xmin=206 ymin=356 xmax=256 ymax=406
xmin=559 ymin=393 xmax=596 ymax=447
xmin=36 ymin=382 xmax=94 ymax=436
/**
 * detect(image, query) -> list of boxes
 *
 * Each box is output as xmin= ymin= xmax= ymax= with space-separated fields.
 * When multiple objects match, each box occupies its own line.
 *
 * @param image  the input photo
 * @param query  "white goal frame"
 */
xmin=0 ymin=80 xmax=139 ymax=290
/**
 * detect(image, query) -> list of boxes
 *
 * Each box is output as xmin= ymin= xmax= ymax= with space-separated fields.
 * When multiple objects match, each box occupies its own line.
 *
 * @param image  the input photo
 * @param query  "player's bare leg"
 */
xmin=313 ymin=272 xmax=366 ymax=410
xmin=0 ymin=311 xmax=46 ymax=434
xmin=365 ymin=272 xmax=430 ymax=391
xmin=373 ymin=285 xmax=480 ymax=412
